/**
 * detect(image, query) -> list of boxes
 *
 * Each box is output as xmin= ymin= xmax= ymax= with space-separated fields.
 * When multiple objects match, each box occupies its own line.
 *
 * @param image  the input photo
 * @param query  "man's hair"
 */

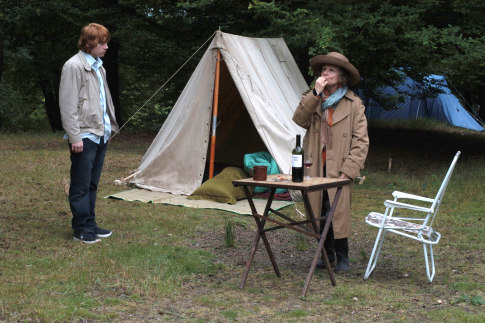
xmin=78 ymin=23 xmax=110 ymax=53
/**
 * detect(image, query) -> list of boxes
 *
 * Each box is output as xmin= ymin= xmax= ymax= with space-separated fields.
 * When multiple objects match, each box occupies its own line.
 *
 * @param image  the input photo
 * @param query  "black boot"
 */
xmin=334 ymin=238 xmax=350 ymax=273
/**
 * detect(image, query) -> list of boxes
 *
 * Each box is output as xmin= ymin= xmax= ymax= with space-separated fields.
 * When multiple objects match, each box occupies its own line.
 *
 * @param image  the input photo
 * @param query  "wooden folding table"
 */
xmin=232 ymin=174 xmax=350 ymax=297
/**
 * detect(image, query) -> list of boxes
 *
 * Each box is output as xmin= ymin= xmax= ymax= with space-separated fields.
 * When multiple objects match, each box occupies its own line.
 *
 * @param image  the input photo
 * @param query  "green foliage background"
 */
xmin=1 ymin=0 xmax=484 ymax=132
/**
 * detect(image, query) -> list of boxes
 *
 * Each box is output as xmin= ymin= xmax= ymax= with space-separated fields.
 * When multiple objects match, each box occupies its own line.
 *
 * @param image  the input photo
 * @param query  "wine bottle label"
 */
xmin=292 ymin=155 xmax=303 ymax=167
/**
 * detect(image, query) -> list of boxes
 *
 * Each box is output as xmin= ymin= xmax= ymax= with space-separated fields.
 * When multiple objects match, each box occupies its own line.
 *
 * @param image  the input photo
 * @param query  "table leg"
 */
xmin=301 ymin=186 xmax=343 ymax=297
xmin=259 ymin=188 xmax=281 ymax=277
xmin=240 ymin=222 xmax=263 ymax=289
xmin=240 ymin=187 xmax=281 ymax=290
xmin=302 ymin=190 xmax=319 ymax=235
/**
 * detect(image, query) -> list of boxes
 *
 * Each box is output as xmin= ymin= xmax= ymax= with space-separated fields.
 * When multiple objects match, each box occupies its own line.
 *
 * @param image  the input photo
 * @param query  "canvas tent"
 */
xmin=131 ymin=31 xmax=308 ymax=195
xmin=361 ymin=74 xmax=484 ymax=131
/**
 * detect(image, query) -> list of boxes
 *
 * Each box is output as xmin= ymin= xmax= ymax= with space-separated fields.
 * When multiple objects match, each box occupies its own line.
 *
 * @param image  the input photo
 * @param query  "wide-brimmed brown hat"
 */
xmin=310 ymin=52 xmax=360 ymax=85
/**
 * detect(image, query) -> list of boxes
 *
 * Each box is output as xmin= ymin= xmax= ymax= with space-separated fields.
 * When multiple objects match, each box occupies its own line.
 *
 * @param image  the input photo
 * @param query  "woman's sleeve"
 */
xmin=340 ymin=98 xmax=369 ymax=179
xmin=292 ymin=90 xmax=322 ymax=129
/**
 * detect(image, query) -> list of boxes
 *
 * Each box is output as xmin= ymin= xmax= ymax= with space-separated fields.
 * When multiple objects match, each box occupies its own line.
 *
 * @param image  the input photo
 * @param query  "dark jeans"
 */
xmin=69 ymin=137 xmax=107 ymax=232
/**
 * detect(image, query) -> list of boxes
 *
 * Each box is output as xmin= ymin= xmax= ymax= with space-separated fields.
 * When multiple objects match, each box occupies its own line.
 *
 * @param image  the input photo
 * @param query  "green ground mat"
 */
xmin=105 ymin=188 xmax=293 ymax=215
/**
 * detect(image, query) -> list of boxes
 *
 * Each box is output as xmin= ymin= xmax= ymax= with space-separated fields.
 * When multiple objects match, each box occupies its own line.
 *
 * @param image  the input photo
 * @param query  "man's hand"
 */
xmin=71 ymin=141 xmax=83 ymax=153
xmin=314 ymin=76 xmax=328 ymax=95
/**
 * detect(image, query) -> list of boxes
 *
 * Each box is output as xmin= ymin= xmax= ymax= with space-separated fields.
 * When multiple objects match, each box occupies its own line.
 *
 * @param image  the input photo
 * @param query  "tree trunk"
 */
xmin=478 ymin=84 xmax=485 ymax=123
xmin=103 ymin=38 xmax=122 ymax=126
xmin=102 ymin=0 xmax=122 ymax=127
xmin=0 ymin=26 xmax=3 ymax=83
xmin=40 ymin=79 xmax=63 ymax=132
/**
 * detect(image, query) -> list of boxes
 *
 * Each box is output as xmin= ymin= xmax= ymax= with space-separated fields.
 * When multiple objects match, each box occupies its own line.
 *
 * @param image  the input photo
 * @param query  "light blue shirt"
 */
xmin=63 ymin=52 xmax=111 ymax=144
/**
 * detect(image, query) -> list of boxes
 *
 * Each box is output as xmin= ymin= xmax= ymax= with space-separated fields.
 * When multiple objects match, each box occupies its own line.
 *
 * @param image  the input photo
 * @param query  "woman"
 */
xmin=292 ymin=52 xmax=369 ymax=272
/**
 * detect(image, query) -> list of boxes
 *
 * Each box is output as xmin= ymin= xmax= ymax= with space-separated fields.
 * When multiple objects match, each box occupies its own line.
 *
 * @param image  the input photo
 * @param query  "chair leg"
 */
xmin=423 ymin=243 xmax=435 ymax=283
xmin=364 ymin=229 xmax=387 ymax=280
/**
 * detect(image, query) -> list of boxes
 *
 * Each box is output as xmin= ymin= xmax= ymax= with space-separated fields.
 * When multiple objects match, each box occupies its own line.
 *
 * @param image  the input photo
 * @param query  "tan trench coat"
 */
xmin=292 ymin=89 xmax=369 ymax=239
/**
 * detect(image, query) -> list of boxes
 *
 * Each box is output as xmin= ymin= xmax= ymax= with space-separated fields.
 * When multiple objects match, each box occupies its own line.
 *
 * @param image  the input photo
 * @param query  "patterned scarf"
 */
xmin=321 ymin=85 xmax=348 ymax=111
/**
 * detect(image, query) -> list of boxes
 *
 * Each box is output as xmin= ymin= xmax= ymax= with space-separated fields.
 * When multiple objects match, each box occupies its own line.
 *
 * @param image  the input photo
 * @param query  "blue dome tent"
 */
xmin=360 ymin=74 xmax=484 ymax=131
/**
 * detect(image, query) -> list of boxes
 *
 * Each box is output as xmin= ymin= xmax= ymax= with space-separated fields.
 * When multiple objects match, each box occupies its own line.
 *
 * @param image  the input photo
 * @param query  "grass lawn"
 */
xmin=1 ymin=120 xmax=484 ymax=322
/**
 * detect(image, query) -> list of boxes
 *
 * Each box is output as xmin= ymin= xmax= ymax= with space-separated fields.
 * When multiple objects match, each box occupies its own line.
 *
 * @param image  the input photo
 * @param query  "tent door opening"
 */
xmin=203 ymin=54 xmax=267 ymax=182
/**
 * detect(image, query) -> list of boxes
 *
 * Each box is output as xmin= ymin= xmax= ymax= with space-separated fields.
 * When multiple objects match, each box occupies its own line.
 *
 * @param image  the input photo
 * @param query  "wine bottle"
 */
xmin=292 ymin=134 xmax=304 ymax=182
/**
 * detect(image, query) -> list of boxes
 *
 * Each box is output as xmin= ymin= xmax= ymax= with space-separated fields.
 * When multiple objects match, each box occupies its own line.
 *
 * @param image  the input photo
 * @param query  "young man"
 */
xmin=59 ymin=23 xmax=119 ymax=244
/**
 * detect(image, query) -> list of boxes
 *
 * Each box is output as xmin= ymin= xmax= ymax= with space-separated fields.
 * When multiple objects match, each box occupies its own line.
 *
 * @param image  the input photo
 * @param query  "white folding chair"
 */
xmin=364 ymin=151 xmax=461 ymax=283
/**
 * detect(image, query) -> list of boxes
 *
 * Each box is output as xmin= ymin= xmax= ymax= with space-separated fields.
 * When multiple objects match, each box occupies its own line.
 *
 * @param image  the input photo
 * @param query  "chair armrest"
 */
xmin=392 ymin=191 xmax=434 ymax=203
xmin=384 ymin=200 xmax=433 ymax=213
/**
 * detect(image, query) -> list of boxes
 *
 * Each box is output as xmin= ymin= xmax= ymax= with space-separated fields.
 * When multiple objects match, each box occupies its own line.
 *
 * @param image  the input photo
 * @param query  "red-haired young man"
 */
xmin=59 ymin=23 xmax=119 ymax=244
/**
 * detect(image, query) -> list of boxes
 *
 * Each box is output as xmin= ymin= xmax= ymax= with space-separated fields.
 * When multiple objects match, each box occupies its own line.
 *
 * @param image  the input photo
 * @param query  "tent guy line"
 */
xmin=108 ymin=31 xmax=217 ymax=142
xmin=446 ymin=78 xmax=485 ymax=127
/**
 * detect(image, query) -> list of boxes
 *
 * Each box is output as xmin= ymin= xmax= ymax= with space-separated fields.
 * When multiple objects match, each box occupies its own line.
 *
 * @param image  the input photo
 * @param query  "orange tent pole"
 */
xmin=209 ymin=49 xmax=221 ymax=179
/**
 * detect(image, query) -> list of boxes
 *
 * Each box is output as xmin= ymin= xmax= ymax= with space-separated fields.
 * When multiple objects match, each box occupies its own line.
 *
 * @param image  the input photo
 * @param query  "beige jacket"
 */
xmin=292 ymin=89 xmax=369 ymax=239
xmin=59 ymin=50 xmax=119 ymax=144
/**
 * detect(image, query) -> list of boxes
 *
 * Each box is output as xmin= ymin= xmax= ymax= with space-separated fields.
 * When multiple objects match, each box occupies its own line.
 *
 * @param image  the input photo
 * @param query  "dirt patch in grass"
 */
xmin=109 ymin=131 xmax=158 ymax=148
xmin=149 ymin=223 xmax=484 ymax=322
xmin=148 ymin=195 xmax=484 ymax=322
